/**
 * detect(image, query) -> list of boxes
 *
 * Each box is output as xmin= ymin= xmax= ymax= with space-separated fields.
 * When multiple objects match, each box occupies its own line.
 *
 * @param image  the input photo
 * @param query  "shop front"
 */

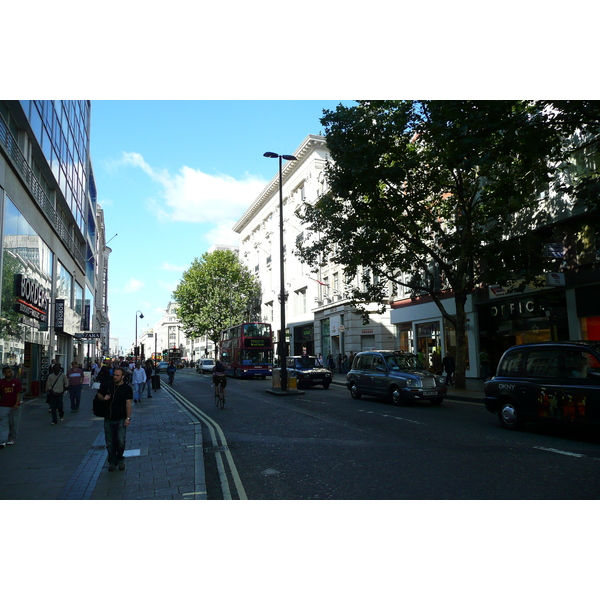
xmin=293 ymin=322 xmax=314 ymax=356
xmin=477 ymin=289 xmax=569 ymax=373
xmin=1 ymin=195 xmax=53 ymax=396
xmin=391 ymin=294 xmax=477 ymax=377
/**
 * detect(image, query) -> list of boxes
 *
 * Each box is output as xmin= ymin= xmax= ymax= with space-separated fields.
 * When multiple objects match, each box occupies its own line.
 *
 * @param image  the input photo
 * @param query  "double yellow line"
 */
xmin=163 ymin=383 xmax=248 ymax=500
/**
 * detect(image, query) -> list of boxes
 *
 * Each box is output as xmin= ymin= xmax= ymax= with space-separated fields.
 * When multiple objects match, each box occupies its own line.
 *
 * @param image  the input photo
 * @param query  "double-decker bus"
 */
xmin=220 ymin=322 xmax=273 ymax=378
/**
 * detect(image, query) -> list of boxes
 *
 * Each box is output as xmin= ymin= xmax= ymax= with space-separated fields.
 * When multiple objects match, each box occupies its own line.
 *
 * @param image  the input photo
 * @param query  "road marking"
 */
xmin=534 ymin=447 xmax=587 ymax=458
xmin=164 ymin=383 xmax=248 ymax=500
xmin=358 ymin=410 xmax=424 ymax=425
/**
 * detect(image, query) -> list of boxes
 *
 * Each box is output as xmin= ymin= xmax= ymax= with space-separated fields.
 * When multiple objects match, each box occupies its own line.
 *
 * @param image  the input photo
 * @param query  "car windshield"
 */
xmin=290 ymin=357 xmax=316 ymax=369
xmin=384 ymin=354 xmax=423 ymax=370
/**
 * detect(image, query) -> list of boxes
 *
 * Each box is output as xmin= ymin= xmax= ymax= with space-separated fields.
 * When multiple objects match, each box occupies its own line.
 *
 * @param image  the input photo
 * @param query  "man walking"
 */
xmin=95 ymin=367 xmax=133 ymax=471
xmin=131 ymin=362 xmax=146 ymax=404
xmin=0 ymin=366 xmax=23 ymax=448
xmin=46 ymin=363 xmax=68 ymax=425
xmin=442 ymin=352 xmax=456 ymax=386
xmin=67 ymin=360 xmax=84 ymax=412
xmin=143 ymin=359 xmax=153 ymax=398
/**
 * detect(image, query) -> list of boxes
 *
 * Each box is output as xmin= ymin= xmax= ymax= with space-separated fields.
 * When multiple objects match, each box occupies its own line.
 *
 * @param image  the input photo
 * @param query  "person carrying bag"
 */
xmin=46 ymin=364 xmax=68 ymax=425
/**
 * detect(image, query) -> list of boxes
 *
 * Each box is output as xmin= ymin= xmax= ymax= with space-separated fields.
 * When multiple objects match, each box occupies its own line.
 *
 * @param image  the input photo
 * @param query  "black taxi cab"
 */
xmin=484 ymin=341 xmax=600 ymax=430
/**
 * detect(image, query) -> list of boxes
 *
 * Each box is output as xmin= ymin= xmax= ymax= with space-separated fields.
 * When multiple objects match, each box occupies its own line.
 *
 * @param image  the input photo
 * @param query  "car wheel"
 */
xmin=349 ymin=382 xmax=362 ymax=399
xmin=323 ymin=382 xmax=330 ymax=389
xmin=498 ymin=400 xmax=522 ymax=430
xmin=389 ymin=386 xmax=404 ymax=406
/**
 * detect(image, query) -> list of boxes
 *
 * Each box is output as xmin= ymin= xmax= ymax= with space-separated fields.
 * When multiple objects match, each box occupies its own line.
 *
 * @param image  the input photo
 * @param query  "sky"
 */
xmin=90 ymin=100 xmax=350 ymax=353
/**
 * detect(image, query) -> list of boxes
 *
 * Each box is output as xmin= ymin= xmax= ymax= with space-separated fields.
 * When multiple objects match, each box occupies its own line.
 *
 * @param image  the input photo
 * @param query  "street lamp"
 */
xmin=264 ymin=151 xmax=297 ymax=391
xmin=135 ymin=310 xmax=144 ymax=358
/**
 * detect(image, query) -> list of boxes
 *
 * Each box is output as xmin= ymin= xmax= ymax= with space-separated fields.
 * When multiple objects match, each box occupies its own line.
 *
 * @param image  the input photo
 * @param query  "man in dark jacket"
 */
xmin=442 ymin=352 xmax=455 ymax=386
xmin=96 ymin=367 xmax=133 ymax=471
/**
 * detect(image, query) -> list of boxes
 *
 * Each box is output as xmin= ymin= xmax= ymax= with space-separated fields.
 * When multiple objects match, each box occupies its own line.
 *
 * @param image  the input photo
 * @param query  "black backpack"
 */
xmin=92 ymin=386 xmax=110 ymax=418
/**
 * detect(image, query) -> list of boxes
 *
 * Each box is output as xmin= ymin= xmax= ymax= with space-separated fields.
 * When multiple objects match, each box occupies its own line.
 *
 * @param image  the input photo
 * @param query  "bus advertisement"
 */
xmin=220 ymin=322 xmax=273 ymax=378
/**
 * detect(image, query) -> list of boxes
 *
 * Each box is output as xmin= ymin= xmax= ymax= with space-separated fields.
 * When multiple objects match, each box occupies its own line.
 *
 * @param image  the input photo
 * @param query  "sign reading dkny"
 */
xmin=13 ymin=274 xmax=49 ymax=322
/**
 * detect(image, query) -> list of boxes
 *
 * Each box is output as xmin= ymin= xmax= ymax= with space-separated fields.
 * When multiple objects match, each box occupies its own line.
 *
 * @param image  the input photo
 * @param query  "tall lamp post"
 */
xmin=135 ymin=310 xmax=144 ymax=358
xmin=264 ymin=151 xmax=297 ymax=391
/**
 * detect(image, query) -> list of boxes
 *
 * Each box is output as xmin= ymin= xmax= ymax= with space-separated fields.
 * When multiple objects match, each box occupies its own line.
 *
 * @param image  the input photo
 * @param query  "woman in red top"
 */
xmin=0 ymin=366 xmax=23 ymax=448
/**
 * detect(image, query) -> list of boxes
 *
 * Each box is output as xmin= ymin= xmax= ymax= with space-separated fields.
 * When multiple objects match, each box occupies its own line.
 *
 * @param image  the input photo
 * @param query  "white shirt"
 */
xmin=131 ymin=367 xmax=147 ymax=384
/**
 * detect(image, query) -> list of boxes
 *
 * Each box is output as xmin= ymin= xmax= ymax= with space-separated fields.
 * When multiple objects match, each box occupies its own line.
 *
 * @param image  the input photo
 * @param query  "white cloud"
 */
xmin=160 ymin=262 xmax=187 ymax=272
xmin=118 ymin=152 xmax=267 ymax=225
xmin=124 ymin=278 xmax=145 ymax=293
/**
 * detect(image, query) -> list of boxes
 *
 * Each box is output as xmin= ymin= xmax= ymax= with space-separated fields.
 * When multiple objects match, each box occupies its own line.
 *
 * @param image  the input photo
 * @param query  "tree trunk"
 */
xmin=453 ymin=292 xmax=468 ymax=390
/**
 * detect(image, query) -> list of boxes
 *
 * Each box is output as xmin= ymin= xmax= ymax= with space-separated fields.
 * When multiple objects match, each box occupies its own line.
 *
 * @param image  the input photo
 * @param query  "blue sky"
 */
xmin=90 ymin=101 xmax=350 ymax=352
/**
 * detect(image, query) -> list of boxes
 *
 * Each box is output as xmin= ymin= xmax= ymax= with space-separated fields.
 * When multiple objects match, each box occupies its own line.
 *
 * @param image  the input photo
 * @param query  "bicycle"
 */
xmin=213 ymin=374 xmax=226 ymax=409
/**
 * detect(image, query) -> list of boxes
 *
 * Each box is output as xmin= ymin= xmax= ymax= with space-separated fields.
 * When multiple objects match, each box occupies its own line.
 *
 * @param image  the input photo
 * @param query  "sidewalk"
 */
xmin=0 ymin=383 xmax=205 ymax=500
xmin=329 ymin=371 xmax=485 ymax=401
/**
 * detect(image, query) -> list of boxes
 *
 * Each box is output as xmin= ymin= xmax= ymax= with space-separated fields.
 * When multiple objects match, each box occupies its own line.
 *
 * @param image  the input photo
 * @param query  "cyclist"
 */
xmin=212 ymin=360 xmax=227 ymax=405
xmin=166 ymin=361 xmax=176 ymax=385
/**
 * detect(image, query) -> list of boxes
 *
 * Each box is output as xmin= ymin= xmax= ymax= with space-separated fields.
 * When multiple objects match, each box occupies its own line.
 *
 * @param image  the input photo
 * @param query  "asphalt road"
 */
xmin=170 ymin=369 xmax=600 ymax=500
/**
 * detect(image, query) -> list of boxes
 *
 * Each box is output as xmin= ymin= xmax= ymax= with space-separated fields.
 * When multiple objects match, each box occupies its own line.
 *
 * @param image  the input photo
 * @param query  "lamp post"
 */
xmin=264 ymin=151 xmax=297 ymax=391
xmin=135 ymin=310 xmax=144 ymax=358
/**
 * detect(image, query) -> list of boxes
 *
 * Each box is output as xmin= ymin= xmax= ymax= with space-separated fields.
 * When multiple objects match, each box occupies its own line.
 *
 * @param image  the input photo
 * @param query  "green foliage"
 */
xmin=173 ymin=249 xmax=262 ymax=351
xmin=296 ymin=100 xmax=599 ymax=386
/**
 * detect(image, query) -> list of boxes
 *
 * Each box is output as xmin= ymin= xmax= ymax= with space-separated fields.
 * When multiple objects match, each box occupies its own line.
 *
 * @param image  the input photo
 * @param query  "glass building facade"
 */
xmin=0 ymin=100 xmax=109 ymax=396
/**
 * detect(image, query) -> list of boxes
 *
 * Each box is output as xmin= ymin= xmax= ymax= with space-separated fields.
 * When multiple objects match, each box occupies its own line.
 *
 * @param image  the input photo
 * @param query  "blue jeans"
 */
xmin=69 ymin=385 xmax=82 ymax=410
xmin=104 ymin=419 xmax=127 ymax=466
xmin=9 ymin=406 xmax=21 ymax=441
xmin=133 ymin=382 xmax=144 ymax=401
xmin=0 ymin=406 xmax=11 ymax=444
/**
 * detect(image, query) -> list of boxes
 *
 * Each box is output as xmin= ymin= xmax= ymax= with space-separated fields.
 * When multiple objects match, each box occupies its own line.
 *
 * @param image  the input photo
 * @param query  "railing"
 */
xmin=0 ymin=114 xmax=85 ymax=270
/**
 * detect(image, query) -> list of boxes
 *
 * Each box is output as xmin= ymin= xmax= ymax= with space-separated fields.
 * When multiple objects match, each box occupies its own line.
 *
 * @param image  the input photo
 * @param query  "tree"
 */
xmin=296 ymin=101 xmax=595 ymax=388
xmin=173 ymin=249 xmax=262 ymax=358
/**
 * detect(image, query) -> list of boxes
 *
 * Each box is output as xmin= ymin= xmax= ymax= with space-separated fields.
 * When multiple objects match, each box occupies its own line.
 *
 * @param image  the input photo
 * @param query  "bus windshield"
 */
xmin=243 ymin=323 xmax=271 ymax=337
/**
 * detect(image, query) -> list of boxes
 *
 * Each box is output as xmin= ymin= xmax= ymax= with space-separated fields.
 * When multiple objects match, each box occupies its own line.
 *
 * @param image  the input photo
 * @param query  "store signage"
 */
xmin=82 ymin=304 xmax=90 ymax=330
xmin=490 ymin=298 xmax=537 ymax=318
xmin=74 ymin=332 xmax=101 ymax=339
xmin=54 ymin=299 xmax=65 ymax=328
xmin=13 ymin=274 xmax=49 ymax=322
xmin=545 ymin=272 xmax=565 ymax=286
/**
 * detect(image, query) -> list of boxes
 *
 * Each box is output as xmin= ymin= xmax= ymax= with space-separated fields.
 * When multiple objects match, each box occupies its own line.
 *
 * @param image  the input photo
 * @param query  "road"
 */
xmin=169 ymin=368 xmax=600 ymax=500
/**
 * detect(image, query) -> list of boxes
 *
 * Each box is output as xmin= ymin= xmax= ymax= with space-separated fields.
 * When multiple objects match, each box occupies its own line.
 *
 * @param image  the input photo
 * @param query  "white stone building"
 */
xmin=233 ymin=134 xmax=395 ymax=367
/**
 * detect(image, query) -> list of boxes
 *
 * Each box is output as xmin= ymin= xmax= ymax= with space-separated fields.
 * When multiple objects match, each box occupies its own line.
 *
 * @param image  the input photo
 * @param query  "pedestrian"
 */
xmin=131 ymin=362 xmax=146 ymax=403
xmin=342 ymin=354 xmax=349 ymax=373
xmin=0 ymin=366 xmax=23 ymax=448
xmin=166 ymin=361 xmax=176 ymax=385
xmin=96 ymin=365 xmax=113 ymax=388
xmin=95 ymin=367 xmax=133 ymax=471
xmin=479 ymin=349 xmax=491 ymax=380
xmin=144 ymin=359 xmax=153 ymax=398
xmin=46 ymin=363 xmax=68 ymax=425
xmin=442 ymin=352 xmax=455 ymax=386
xmin=316 ymin=353 xmax=324 ymax=367
xmin=67 ymin=360 xmax=84 ymax=412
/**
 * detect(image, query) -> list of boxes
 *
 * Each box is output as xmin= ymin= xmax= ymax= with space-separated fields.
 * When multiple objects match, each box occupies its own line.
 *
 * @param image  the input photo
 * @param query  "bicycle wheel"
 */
xmin=214 ymin=384 xmax=220 ymax=407
xmin=218 ymin=384 xmax=225 ymax=409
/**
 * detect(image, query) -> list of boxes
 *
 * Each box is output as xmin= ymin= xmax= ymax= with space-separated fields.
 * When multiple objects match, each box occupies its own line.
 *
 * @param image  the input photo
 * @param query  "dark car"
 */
xmin=285 ymin=356 xmax=332 ymax=389
xmin=346 ymin=350 xmax=447 ymax=405
xmin=484 ymin=341 xmax=600 ymax=430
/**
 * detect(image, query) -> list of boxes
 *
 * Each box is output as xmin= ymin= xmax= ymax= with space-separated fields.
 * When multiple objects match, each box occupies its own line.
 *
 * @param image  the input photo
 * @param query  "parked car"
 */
xmin=346 ymin=351 xmax=447 ymax=405
xmin=484 ymin=341 xmax=600 ymax=430
xmin=285 ymin=356 xmax=332 ymax=389
xmin=156 ymin=361 xmax=169 ymax=373
xmin=196 ymin=359 xmax=215 ymax=374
